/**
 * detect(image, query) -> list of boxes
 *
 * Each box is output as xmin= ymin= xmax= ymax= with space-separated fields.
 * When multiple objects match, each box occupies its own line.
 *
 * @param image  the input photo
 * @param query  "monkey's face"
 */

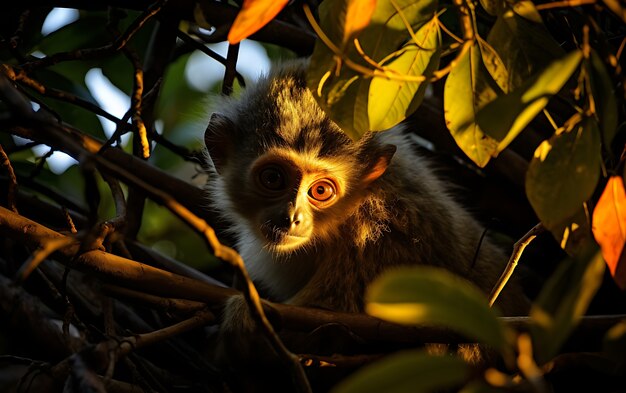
xmin=232 ymin=148 xmax=355 ymax=254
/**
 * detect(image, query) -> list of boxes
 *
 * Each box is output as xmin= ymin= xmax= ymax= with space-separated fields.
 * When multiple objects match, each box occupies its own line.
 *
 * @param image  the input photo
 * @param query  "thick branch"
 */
xmin=1 ymin=205 xmax=622 ymax=351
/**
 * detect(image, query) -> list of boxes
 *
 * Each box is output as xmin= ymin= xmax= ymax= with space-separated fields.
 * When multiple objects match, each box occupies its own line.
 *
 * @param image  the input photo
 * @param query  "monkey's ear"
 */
xmin=204 ymin=112 xmax=235 ymax=174
xmin=360 ymin=144 xmax=396 ymax=186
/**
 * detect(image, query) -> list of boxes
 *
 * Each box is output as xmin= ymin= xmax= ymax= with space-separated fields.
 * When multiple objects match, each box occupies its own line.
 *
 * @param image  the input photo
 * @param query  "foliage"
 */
xmin=0 ymin=0 xmax=625 ymax=392
xmin=299 ymin=0 xmax=626 ymax=391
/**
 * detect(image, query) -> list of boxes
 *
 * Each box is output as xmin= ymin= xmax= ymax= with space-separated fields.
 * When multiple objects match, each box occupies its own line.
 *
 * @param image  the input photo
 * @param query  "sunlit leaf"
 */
xmin=343 ymin=0 xmax=377 ymax=49
xmin=593 ymin=176 xmax=626 ymax=289
xmin=531 ymin=246 xmax=605 ymax=364
xmin=227 ymin=0 xmax=289 ymax=44
xmin=487 ymin=3 xmax=564 ymax=91
xmin=331 ymin=350 xmax=469 ymax=393
xmin=478 ymin=38 xmax=510 ymax=93
xmin=587 ymin=50 xmax=619 ymax=148
xmin=307 ymin=0 xmax=438 ymax=138
xmin=547 ymin=207 xmax=593 ymax=256
xmin=356 ymin=0 xmax=437 ymax=61
xmin=526 ymin=117 xmax=601 ymax=230
xmin=477 ymin=50 xmax=582 ymax=149
xmin=479 ymin=0 xmax=505 ymax=16
xmin=367 ymin=19 xmax=441 ymax=131
xmin=444 ymin=44 xmax=501 ymax=168
xmin=511 ymin=0 xmax=543 ymax=23
xmin=366 ymin=266 xmax=511 ymax=354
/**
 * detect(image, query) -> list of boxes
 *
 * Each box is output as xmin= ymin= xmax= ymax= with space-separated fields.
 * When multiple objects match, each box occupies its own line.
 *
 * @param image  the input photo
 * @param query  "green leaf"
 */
xmin=331 ymin=350 xmax=469 ymax=393
xmin=307 ymin=0 xmax=438 ymax=138
xmin=37 ymin=13 xmax=110 ymax=55
xmin=587 ymin=50 xmax=619 ymax=149
xmin=531 ymin=246 xmax=605 ymax=364
xmin=367 ymin=19 xmax=441 ymax=131
xmin=476 ymin=50 xmax=582 ymax=149
xmin=526 ymin=116 xmax=601 ymax=229
xmin=34 ymin=69 xmax=105 ymax=138
xmin=443 ymin=44 xmax=501 ymax=168
xmin=487 ymin=2 xmax=564 ymax=91
xmin=366 ymin=266 xmax=510 ymax=354
xmin=478 ymin=38 xmax=509 ymax=94
xmin=357 ymin=0 xmax=438 ymax=61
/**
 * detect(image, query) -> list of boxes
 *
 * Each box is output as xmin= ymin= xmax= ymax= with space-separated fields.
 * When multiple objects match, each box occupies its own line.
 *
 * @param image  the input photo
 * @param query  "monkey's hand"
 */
xmin=215 ymin=295 xmax=297 ymax=390
xmin=216 ymin=295 xmax=263 ymax=363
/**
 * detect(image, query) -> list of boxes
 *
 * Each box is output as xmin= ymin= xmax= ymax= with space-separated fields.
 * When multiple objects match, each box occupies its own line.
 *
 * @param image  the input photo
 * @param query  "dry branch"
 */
xmin=1 ymin=205 xmax=622 ymax=352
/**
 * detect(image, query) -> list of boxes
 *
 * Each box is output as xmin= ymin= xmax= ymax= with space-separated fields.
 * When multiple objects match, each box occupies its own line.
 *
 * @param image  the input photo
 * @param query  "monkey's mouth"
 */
xmin=260 ymin=225 xmax=310 ymax=252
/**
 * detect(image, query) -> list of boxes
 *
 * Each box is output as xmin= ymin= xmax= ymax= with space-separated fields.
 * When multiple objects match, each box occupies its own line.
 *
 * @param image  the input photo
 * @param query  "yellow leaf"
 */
xmin=343 ymin=0 xmax=376 ymax=48
xmin=592 ymin=176 xmax=626 ymax=286
xmin=227 ymin=0 xmax=289 ymax=44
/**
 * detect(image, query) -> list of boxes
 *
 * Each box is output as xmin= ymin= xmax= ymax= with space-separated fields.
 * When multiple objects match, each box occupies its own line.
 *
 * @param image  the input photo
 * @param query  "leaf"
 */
xmin=366 ymin=266 xmax=511 ymax=355
xmin=479 ymin=0 xmax=505 ymax=16
xmin=227 ymin=0 xmax=289 ymax=44
xmin=487 ymin=3 xmax=564 ymax=92
xmin=547 ymin=207 xmax=593 ymax=255
xmin=603 ymin=319 xmax=626 ymax=369
xmin=526 ymin=117 xmax=601 ymax=229
xmin=531 ymin=246 xmax=605 ymax=364
xmin=593 ymin=176 xmax=626 ymax=289
xmin=367 ymin=19 xmax=441 ymax=131
xmin=307 ymin=0 xmax=438 ymax=138
xmin=444 ymin=44 xmax=501 ymax=168
xmin=477 ymin=50 xmax=583 ymax=150
xmin=587 ymin=50 xmax=619 ymax=149
xmin=478 ymin=38 xmax=510 ymax=94
xmin=331 ymin=350 xmax=469 ymax=393
xmin=343 ymin=0 xmax=377 ymax=49
xmin=356 ymin=0 xmax=438 ymax=62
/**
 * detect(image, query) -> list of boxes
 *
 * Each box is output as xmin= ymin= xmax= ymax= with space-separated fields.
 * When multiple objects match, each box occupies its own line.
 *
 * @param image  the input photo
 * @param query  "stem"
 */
xmin=489 ymin=223 xmax=545 ymax=307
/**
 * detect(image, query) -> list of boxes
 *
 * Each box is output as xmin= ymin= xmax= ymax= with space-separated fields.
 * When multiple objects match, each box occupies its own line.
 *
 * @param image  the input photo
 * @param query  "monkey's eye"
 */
xmin=308 ymin=179 xmax=336 ymax=204
xmin=258 ymin=166 xmax=286 ymax=191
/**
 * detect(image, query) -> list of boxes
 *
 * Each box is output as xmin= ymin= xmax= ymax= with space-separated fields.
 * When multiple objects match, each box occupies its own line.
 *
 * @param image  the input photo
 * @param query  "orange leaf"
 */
xmin=592 ymin=176 xmax=626 ymax=288
xmin=343 ymin=0 xmax=377 ymax=48
xmin=228 ymin=0 xmax=289 ymax=44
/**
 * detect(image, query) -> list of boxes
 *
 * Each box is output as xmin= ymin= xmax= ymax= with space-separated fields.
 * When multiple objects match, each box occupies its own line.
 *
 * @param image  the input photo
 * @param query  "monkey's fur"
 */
xmin=205 ymin=60 xmax=528 ymax=335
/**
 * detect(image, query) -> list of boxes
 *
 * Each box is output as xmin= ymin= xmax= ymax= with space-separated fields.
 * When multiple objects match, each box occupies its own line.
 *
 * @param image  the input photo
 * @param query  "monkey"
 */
xmin=204 ymin=59 xmax=528 ymax=320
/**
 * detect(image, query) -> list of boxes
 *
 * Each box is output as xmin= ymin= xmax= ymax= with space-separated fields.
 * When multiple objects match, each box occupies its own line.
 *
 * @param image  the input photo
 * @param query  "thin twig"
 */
xmin=103 ymin=284 xmax=207 ymax=314
xmin=302 ymin=0 xmax=474 ymax=86
xmin=108 ymin=9 xmax=150 ymax=159
xmin=46 ymin=309 xmax=214 ymax=385
xmin=22 ymin=0 xmax=166 ymax=72
xmin=489 ymin=223 xmax=545 ymax=307
xmin=222 ymin=43 xmax=240 ymax=95
xmin=2 ymin=110 xmax=311 ymax=392
xmin=13 ymin=236 xmax=76 ymax=284
xmin=176 ymin=31 xmax=246 ymax=87
xmin=1 ymin=64 xmax=126 ymax=127
xmin=535 ymin=0 xmax=596 ymax=10
xmin=0 ymin=144 xmax=18 ymax=212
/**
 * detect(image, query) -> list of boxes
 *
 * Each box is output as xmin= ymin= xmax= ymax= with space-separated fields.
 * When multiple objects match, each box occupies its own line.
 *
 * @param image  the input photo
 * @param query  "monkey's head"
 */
xmin=205 ymin=60 xmax=396 ymax=254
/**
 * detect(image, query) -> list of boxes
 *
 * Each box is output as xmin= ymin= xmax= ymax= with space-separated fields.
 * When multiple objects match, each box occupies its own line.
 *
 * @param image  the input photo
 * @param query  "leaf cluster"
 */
xmin=0 ymin=0 xmax=625 ymax=393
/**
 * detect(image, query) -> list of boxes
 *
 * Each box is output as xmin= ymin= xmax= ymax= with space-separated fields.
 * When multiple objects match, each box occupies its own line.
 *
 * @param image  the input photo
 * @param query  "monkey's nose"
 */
xmin=278 ymin=211 xmax=301 ymax=229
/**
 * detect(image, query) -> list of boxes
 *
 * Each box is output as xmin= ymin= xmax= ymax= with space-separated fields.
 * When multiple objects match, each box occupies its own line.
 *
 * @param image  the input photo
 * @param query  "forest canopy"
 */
xmin=0 ymin=0 xmax=625 ymax=392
